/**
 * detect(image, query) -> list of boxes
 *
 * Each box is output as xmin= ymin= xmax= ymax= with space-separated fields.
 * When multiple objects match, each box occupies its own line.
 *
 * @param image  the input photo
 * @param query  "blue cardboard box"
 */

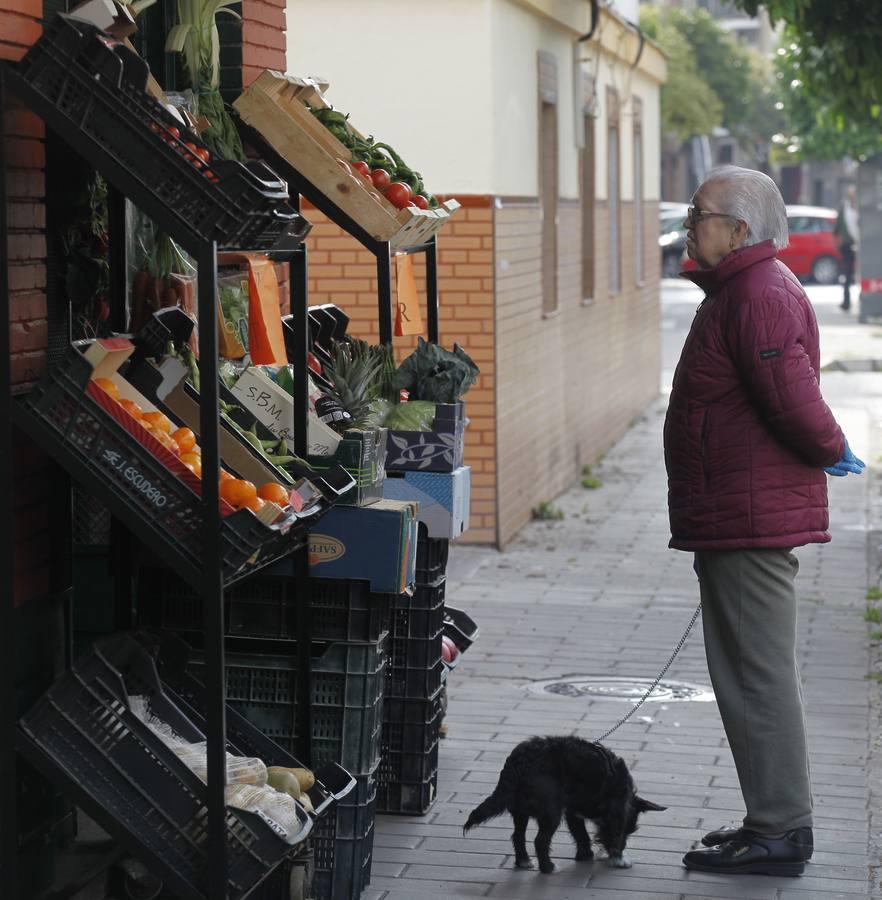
xmin=304 ymin=499 xmax=418 ymax=594
xmin=383 ymin=466 xmax=471 ymax=539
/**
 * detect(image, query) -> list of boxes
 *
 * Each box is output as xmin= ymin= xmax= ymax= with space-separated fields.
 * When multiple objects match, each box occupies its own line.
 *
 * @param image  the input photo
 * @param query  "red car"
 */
xmin=680 ymin=205 xmax=843 ymax=284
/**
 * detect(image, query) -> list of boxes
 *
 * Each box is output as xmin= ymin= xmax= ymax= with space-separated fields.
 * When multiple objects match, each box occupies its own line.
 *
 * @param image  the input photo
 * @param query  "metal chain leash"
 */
xmin=595 ymin=602 xmax=703 ymax=743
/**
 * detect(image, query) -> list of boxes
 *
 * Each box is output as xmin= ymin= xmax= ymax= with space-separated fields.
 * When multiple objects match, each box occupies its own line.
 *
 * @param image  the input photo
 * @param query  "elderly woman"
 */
xmin=665 ymin=166 xmax=864 ymax=876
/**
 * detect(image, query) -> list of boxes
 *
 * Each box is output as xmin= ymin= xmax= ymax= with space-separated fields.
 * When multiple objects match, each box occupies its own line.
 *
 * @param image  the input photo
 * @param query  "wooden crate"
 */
xmin=234 ymin=71 xmax=460 ymax=251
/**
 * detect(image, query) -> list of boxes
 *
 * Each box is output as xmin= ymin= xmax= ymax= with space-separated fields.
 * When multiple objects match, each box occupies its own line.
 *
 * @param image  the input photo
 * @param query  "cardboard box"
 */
xmin=230 ymin=366 xmax=341 ymax=457
xmin=383 ymin=466 xmax=470 ymax=539
xmin=385 ymin=401 xmax=465 ymax=473
xmin=69 ymin=0 xmax=137 ymax=38
xmin=306 ymin=427 xmax=388 ymax=507
xmin=268 ymin=499 xmax=418 ymax=594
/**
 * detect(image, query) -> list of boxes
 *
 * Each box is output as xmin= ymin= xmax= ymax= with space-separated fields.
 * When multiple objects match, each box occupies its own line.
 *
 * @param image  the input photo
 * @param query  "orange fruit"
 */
xmin=243 ymin=496 xmax=266 ymax=513
xmin=219 ymin=469 xmax=234 ymax=482
xmin=182 ymin=459 xmax=202 ymax=478
xmin=92 ymin=377 xmax=120 ymax=401
xmin=155 ymin=430 xmax=180 ymax=456
xmin=171 ymin=427 xmax=196 ymax=454
xmin=220 ymin=478 xmax=257 ymax=509
xmin=119 ymin=398 xmax=144 ymax=420
xmin=179 ymin=451 xmax=202 ymax=467
xmin=142 ymin=411 xmax=172 ymax=434
xmin=257 ymin=482 xmax=290 ymax=506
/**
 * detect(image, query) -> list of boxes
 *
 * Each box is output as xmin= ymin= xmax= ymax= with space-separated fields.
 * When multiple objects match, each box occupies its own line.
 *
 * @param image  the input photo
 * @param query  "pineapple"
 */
xmin=323 ymin=339 xmax=385 ymax=427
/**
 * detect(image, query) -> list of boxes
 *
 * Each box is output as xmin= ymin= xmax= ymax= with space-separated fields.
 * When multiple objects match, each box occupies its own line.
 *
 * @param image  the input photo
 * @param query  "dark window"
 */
xmin=540 ymin=100 xmax=559 ymax=314
xmin=608 ymin=125 xmax=620 ymax=293
xmin=538 ymin=52 xmax=559 ymax=315
xmin=581 ymin=112 xmax=595 ymax=301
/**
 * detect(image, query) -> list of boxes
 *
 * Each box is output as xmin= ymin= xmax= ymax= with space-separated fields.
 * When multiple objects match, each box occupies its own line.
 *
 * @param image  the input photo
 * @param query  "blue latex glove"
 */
xmin=824 ymin=439 xmax=866 ymax=477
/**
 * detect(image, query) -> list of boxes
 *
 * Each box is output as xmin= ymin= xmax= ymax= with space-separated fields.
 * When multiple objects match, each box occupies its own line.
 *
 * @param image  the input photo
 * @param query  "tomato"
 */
xmin=352 ymin=160 xmax=371 ymax=177
xmin=385 ymin=182 xmax=413 ymax=209
xmin=184 ymin=142 xmax=201 ymax=167
xmin=370 ymin=168 xmax=391 ymax=191
xmin=412 ymin=194 xmax=430 ymax=210
xmin=195 ymin=147 xmax=210 ymax=163
xmin=167 ymin=126 xmax=180 ymax=141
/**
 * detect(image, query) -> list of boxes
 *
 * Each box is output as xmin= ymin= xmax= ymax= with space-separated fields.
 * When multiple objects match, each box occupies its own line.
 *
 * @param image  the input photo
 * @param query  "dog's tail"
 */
xmin=463 ymin=755 xmax=519 ymax=835
xmin=463 ymin=792 xmax=507 ymax=835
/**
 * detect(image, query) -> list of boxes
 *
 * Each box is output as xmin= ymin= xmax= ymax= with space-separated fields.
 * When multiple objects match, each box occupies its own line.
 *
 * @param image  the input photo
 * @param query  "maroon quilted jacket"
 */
xmin=664 ymin=240 xmax=844 ymax=551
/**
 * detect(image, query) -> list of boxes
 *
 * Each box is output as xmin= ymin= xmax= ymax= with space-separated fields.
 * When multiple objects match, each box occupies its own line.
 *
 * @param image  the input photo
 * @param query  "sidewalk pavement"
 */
xmin=369 ymin=362 xmax=882 ymax=899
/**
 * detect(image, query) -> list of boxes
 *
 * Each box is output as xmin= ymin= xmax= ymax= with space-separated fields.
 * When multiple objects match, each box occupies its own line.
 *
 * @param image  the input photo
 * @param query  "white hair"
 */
xmin=700 ymin=165 xmax=789 ymax=250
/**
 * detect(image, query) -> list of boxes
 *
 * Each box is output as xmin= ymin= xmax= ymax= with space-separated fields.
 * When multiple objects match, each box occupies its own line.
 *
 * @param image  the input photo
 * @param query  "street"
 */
xmin=369 ymin=276 xmax=882 ymax=900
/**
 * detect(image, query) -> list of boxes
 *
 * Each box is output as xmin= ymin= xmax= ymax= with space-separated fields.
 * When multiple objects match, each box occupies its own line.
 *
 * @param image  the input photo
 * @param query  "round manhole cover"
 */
xmin=526 ymin=676 xmax=715 ymax=702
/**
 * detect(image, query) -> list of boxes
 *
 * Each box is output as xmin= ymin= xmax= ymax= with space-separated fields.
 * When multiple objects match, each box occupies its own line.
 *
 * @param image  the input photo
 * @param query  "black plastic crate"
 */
xmin=377 ymin=692 xmax=442 ymax=815
xmin=390 ymin=577 xmax=446 ymax=641
xmin=415 ymin=526 xmax=449 ymax=583
xmin=17 ymin=635 xmax=310 ymax=900
xmin=312 ymin=765 xmax=377 ymax=900
xmin=386 ymin=637 xmax=444 ymax=700
xmin=443 ymin=605 xmax=480 ymax=653
xmin=385 ymin=577 xmax=445 ymax=699
xmin=187 ymin=639 xmax=386 ymax=773
xmin=14 ymin=347 xmax=315 ymax=588
xmin=15 ymin=14 xmax=308 ymax=251
xmin=382 ymin=692 xmax=444 ymax=757
xmin=137 ymin=567 xmax=391 ymax=644
xmin=376 ymin=741 xmax=439 ymax=816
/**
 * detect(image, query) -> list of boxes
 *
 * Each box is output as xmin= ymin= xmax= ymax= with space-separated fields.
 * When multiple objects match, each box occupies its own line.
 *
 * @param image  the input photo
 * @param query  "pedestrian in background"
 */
xmin=667 ymin=165 xmax=865 ymax=877
xmin=834 ymin=185 xmax=859 ymax=311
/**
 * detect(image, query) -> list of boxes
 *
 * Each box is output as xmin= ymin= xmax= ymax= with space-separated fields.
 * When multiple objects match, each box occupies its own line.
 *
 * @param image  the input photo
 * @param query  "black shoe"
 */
xmin=683 ymin=829 xmax=810 ymax=876
xmin=701 ymin=825 xmax=813 ymax=860
xmin=841 ymin=302 xmax=851 ymax=311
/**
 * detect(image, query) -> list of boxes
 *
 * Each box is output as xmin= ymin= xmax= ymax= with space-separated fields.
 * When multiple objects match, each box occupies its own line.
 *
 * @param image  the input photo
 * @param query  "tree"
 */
xmin=640 ymin=7 xmax=722 ymax=143
xmin=769 ymin=38 xmax=882 ymax=162
xmin=735 ymin=1 xmax=882 ymax=137
xmin=641 ymin=6 xmax=782 ymax=152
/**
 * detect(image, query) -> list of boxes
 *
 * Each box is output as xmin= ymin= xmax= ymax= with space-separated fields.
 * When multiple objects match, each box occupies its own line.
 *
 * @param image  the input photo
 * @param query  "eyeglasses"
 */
xmin=687 ymin=206 xmax=734 ymax=224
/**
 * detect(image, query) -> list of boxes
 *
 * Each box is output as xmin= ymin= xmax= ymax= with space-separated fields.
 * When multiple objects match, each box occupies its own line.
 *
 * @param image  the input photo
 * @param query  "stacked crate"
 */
xmin=136 ymin=568 xmax=390 ymax=900
xmin=376 ymin=528 xmax=448 ymax=814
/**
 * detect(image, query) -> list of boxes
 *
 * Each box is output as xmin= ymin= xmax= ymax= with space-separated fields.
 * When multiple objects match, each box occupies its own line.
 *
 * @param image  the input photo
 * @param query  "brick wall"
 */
xmin=241 ymin=0 xmax=286 ymax=89
xmin=302 ymin=198 xmax=498 ymax=544
xmin=2 ymin=0 xmax=51 ymax=604
xmin=495 ymin=197 xmax=660 ymax=546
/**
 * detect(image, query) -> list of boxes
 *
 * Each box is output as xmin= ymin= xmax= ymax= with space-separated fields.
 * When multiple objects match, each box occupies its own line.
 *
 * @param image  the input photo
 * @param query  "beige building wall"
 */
xmin=284 ymin=0 xmax=666 ymax=547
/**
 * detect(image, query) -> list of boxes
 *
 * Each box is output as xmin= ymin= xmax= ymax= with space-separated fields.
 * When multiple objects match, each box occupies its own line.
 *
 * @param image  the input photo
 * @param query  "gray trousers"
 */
xmin=694 ymin=548 xmax=813 ymax=835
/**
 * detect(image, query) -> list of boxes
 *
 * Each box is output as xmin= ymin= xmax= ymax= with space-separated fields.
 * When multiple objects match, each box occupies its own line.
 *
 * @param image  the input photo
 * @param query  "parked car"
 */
xmin=659 ymin=202 xmax=689 ymax=278
xmin=782 ymin=205 xmax=842 ymax=284
xmin=679 ymin=204 xmax=843 ymax=283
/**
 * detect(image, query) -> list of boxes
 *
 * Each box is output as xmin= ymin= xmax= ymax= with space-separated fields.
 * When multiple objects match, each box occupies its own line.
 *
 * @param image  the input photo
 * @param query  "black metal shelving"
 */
xmin=0 ymin=19 xmax=317 ymax=898
xmin=238 ymin=123 xmax=441 ymax=347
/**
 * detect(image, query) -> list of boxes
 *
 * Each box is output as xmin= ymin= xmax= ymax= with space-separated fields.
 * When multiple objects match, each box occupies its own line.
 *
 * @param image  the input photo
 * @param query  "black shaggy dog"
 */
xmin=463 ymin=736 xmax=666 ymax=873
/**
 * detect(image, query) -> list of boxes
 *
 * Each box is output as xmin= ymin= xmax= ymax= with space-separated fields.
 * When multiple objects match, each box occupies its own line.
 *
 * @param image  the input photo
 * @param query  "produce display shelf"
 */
xmin=16 ymin=635 xmax=355 ymax=900
xmin=0 ymin=13 xmax=319 ymax=896
xmin=11 ymin=15 xmax=308 ymax=256
xmin=12 ymin=347 xmax=314 ymax=591
xmin=138 ymin=567 xmax=393 ymax=645
xmin=234 ymin=71 xmax=459 ymax=252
